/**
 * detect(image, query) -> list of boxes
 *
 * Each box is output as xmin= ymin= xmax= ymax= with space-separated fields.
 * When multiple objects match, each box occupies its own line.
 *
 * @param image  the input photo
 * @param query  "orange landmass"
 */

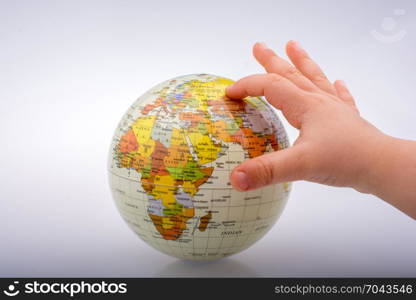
xmin=164 ymin=145 xmax=190 ymax=169
xmin=194 ymin=167 xmax=214 ymax=188
xmin=150 ymin=141 xmax=169 ymax=176
xmin=268 ymin=134 xmax=280 ymax=151
xmin=149 ymin=212 xmax=194 ymax=240
xmin=210 ymin=120 xmax=232 ymax=142
xmin=118 ymin=129 xmax=138 ymax=153
xmin=198 ymin=211 xmax=212 ymax=232
xmin=141 ymin=177 xmax=155 ymax=193
xmin=231 ymin=128 xmax=268 ymax=158
xmin=142 ymin=97 xmax=164 ymax=115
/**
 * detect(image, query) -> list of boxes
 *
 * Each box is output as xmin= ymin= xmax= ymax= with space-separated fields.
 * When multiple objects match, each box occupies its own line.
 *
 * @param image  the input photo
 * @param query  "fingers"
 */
xmin=230 ymin=146 xmax=307 ymax=191
xmin=226 ymin=73 xmax=307 ymax=109
xmin=333 ymin=80 xmax=358 ymax=109
xmin=226 ymin=74 xmax=310 ymax=127
xmin=253 ymin=42 xmax=318 ymax=92
xmin=286 ymin=40 xmax=337 ymax=95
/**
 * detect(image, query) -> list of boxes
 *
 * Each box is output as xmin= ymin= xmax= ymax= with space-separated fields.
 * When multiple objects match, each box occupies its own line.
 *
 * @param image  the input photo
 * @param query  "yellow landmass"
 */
xmin=182 ymin=181 xmax=198 ymax=196
xmin=131 ymin=115 xmax=157 ymax=158
xmin=187 ymin=129 xmax=221 ymax=165
xmin=161 ymin=217 xmax=174 ymax=230
xmin=152 ymin=175 xmax=177 ymax=209
xmin=186 ymin=77 xmax=234 ymax=112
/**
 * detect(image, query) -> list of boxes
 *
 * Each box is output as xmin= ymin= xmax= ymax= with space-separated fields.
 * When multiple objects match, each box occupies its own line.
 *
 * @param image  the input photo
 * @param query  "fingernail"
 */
xmin=234 ymin=171 xmax=249 ymax=191
xmin=292 ymin=40 xmax=303 ymax=51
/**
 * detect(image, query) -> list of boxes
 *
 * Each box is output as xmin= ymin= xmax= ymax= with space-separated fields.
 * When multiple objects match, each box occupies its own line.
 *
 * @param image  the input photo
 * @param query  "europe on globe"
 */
xmin=108 ymin=74 xmax=291 ymax=260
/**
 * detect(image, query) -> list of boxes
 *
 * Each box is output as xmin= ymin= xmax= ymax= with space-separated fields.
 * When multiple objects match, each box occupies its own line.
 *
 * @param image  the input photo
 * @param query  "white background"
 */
xmin=1 ymin=0 xmax=415 ymax=276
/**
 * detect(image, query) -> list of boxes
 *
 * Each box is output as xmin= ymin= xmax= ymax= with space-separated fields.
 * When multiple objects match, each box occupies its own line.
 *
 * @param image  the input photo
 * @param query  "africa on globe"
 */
xmin=108 ymin=74 xmax=291 ymax=261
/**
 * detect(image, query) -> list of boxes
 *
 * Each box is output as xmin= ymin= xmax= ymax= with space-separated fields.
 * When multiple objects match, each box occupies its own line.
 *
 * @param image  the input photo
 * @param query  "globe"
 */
xmin=108 ymin=74 xmax=291 ymax=261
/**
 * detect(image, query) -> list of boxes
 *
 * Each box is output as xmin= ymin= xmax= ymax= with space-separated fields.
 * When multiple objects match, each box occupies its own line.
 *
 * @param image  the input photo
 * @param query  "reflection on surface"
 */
xmin=153 ymin=258 xmax=257 ymax=277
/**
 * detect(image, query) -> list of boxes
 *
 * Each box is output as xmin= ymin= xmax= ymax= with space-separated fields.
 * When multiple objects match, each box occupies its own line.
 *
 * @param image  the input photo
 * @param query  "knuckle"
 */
xmin=284 ymin=67 xmax=301 ymax=78
xmin=313 ymin=73 xmax=329 ymax=83
xmin=263 ymin=56 xmax=276 ymax=70
xmin=253 ymin=157 xmax=275 ymax=186
xmin=267 ymin=73 xmax=282 ymax=83
xmin=246 ymin=86 xmax=257 ymax=96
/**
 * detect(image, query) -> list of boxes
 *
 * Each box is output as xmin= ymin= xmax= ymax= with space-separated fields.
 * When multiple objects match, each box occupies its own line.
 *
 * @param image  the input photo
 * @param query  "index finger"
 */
xmin=226 ymin=73 xmax=310 ymax=127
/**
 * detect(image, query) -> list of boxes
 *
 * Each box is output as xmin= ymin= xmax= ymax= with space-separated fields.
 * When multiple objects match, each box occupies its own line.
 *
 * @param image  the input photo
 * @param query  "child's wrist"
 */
xmin=353 ymin=132 xmax=394 ymax=195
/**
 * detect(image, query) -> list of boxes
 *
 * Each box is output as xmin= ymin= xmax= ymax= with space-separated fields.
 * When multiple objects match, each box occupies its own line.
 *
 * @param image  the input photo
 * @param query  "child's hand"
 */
xmin=227 ymin=41 xmax=416 ymax=218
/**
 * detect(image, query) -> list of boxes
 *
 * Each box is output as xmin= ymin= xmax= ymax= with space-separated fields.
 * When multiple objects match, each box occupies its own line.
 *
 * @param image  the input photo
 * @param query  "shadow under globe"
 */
xmin=153 ymin=258 xmax=258 ymax=277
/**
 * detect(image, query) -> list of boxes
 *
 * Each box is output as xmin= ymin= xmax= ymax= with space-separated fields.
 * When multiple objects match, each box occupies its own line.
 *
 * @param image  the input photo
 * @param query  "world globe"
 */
xmin=108 ymin=74 xmax=291 ymax=261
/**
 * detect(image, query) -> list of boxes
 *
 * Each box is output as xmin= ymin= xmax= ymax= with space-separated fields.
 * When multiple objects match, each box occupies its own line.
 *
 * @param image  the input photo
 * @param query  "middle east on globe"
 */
xmin=108 ymin=74 xmax=291 ymax=260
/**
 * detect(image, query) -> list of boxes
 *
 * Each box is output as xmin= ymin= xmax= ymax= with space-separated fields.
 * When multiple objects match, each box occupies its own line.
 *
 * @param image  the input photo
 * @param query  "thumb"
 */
xmin=230 ymin=146 xmax=306 ymax=191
